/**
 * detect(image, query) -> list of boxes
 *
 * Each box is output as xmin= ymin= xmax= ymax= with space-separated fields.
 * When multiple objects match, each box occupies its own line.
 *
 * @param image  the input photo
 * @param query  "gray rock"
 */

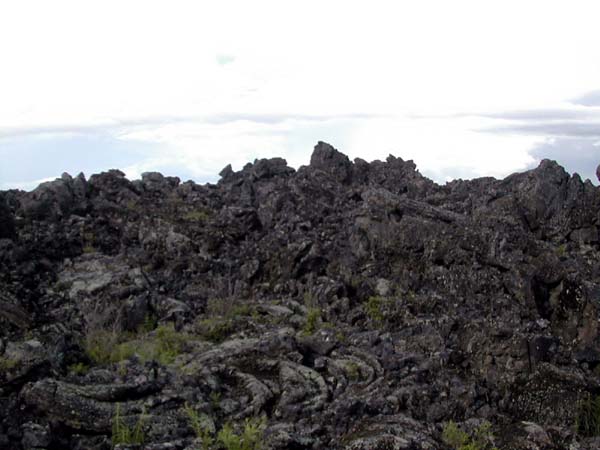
xmin=21 ymin=422 xmax=51 ymax=448
xmin=1 ymin=142 xmax=599 ymax=449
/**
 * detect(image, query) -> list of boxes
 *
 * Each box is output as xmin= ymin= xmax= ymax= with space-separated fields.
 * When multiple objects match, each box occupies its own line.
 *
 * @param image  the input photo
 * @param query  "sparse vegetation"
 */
xmin=68 ymin=362 xmax=89 ymax=375
xmin=206 ymin=298 xmax=252 ymax=319
xmin=217 ymin=423 xmax=239 ymax=450
xmin=442 ymin=421 xmax=498 ymax=450
xmin=194 ymin=298 xmax=255 ymax=342
xmin=5 ymin=144 xmax=599 ymax=449
xmin=303 ymin=292 xmax=317 ymax=309
xmin=303 ymin=307 xmax=321 ymax=335
xmin=576 ymin=393 xmax=600 ymax=437
xmin=125 ymin=199 xmax=139 ymax=212
xmin=344 ymin=360 xmax=361 ymax=381
xmin=84 ymin=309 xmax=189 ymax=366
xmin=82 ymin=299 xmax=123 ymax=365
xmin=112 ymin=324 xmax=188 ymax=365
xmin=139 ymin=313 xmax=158 ymax=333
xmin=0 ymin=356 xmax=18 ymax=371
xmin=365 ymin=296 xmax=386 ymax=324
xmin=183 ymin=209 xmax=210 ymax=222
xmin=239 ymin=417 xmax=267 ymax=450
xmin=210 ymin=391 xmax=222 ymax=410
xmin=111 ymin=404 xmax=146 ymax=448
xmin=85 ymin=329 xmax=125 ymax=365
xmin=335 ymin=329 xmax=348 ymax=344
xmin=196 ymin=317 xmax=236 ymax=343
xmin=185 ymin=403 xmax=215 ymax=450
xmin=184 ymin=407 xmax=266 ymax=450
xmin=82 ymin=231 xmax=97 ymax=253
xmin=153 ymin=324 xmax=187 ymax=364
xmin=217 ymin=417 xmax=267 ymax=450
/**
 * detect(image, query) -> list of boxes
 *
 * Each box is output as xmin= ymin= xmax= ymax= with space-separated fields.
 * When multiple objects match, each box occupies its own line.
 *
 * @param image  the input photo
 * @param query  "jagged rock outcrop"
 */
xmin=0 ymin=142 xmax=599 ymax=449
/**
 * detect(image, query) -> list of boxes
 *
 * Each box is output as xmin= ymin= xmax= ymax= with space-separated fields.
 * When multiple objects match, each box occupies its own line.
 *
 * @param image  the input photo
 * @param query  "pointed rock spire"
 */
xmin=309 ymin=141 xmax=352 ymax=183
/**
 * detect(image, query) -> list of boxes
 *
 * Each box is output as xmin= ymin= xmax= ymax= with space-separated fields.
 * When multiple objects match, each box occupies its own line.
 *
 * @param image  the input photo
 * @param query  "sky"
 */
xmin=1 ymin=0 xmax=600 ymax=190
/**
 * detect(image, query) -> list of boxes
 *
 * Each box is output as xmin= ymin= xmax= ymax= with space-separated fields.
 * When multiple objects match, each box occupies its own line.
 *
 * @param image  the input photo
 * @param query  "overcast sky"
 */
xmin=1 ymin=0 xmax=599 ymax=190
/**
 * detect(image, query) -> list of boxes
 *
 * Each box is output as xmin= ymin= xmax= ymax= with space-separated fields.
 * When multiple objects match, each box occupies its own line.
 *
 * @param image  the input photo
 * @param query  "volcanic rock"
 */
xmin=0 ymin=142 xmax=599 ymax=449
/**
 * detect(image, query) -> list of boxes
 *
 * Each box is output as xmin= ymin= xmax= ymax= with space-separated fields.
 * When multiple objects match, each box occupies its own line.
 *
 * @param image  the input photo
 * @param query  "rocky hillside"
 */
xmin=1 ymin=142 xmax=600 ymax=450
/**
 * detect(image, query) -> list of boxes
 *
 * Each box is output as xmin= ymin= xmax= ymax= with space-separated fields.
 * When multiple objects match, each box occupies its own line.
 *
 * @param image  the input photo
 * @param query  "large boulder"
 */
xmin=309 ymin=141 xmax=353 ymax=183
xmin=20 ymin=173 xmax=87 ymax=220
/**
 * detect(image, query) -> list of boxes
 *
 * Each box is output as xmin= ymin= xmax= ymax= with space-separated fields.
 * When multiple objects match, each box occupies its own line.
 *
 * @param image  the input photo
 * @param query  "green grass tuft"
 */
xmin=196 ymin=318 xmax=235 ymax=343
xmin=68 ymin=362 xmax=89 ymax=375
xmin=576 ymin=393 xmax=600 ymax=437
xmin=365 ymin=296 xmax=385 ymax=324
xmin=302 ymin=308 xmax=321 ymax=335
xmin=111 ymin=404 xmax=146 ymax=448
xmin=185 ymin=403 xmax=215 ymax=450
xmin=85 ymin=324 xmax=189 ymax=366
xmin=442 ymin=421 xmax=498 ymax=450
xmin=0 ymin=356 xmax=18 ymax=371
xmin=217 ymin=417 xmax=266 ymax=450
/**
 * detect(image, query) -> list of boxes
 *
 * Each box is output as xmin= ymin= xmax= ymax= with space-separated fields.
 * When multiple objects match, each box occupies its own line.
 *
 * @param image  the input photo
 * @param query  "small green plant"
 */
xmin=231 ymin=304 xmax=252 ymax=318
xmin=82 ymin=299 xmax=124 ymax=365
xmin=365 ymin=296 xmax=385 ymax=324
xmin=218 ymin=423 xmax=241 ymax=450
xmin=303 ymin=292 xmax=317 ymax=308
xmin=442 ymin=421 xmax=469 ymax=449
xmin=85 ymin=329 xmax=123 ymax=365
xmin=68 ymin=362 xmax=89 ymax=375
xmin=345 ymin=361 xmax=361 ymax=381
xmin=335 ymin=330 xmax=348 ymax=344
xmin=576 ymin=393 xmax=600 ymax=437
xmin=111 ymin=404 xmax=146 ymax=448
xmin=210 ymin=391 xmax=222 ymax=410
xmin=240 ymin=416 xmax=267 ymax=450
xmin=185 ymin=403 xmax=214 ymax=450
xmin=154 ymin=324 xmax=187 ymax=364
xmin=86 ymin=323 xmax=190 ymax=367
xmin=206 ymin=298 xmax=253 ymax=320
xmin=303 ymin=308 xmax=321 ymax=335
xmin=0 ymin=356 xmax=18 ymax=371
xmin=217 ymin=417 xmax=266 ymax=450
xmin=139 ymin=313 xmax=158 ymax=333
xmin=81 ymin=231 xmax=97 ymax=253
xmin=442 ymin=421 xmax=498 ymax=450
xmin=196 ymin=318 xmax=235 ymax=343
xmin=125 ymin=200 xmax=139 ymax=212
xmin=183 ymin=209 xmax=210 ymax=222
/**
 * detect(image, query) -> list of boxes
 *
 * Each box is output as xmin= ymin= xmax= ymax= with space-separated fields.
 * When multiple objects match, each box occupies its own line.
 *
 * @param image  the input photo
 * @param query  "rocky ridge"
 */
xmin=0 ymin=141 xmax=600 ymax=449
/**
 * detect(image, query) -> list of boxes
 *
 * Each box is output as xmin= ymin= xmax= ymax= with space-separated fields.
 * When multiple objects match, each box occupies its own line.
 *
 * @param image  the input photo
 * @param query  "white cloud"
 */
xmin=347 ymin=116 xmax=540 ymax=181
xmin=1 ymin=0 xmax=600 ymax=189
xmin=1 ymin=176 xmax=56 ymax=192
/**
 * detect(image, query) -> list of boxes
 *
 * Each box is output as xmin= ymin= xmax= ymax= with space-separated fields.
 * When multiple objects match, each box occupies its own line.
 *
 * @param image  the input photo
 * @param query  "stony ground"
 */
xmin=1 ymin=142 xmax=600 ymax=450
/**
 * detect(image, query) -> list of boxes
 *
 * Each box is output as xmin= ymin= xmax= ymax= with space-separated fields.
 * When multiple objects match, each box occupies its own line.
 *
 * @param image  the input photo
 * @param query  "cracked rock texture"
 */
xmin=1 ymin=142 xmax=600 ymax=449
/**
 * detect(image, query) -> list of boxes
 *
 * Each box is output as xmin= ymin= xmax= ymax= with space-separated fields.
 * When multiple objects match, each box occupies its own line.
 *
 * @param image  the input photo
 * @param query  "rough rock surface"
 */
xmin=1 ymin=141 xmax=599 ymax=449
